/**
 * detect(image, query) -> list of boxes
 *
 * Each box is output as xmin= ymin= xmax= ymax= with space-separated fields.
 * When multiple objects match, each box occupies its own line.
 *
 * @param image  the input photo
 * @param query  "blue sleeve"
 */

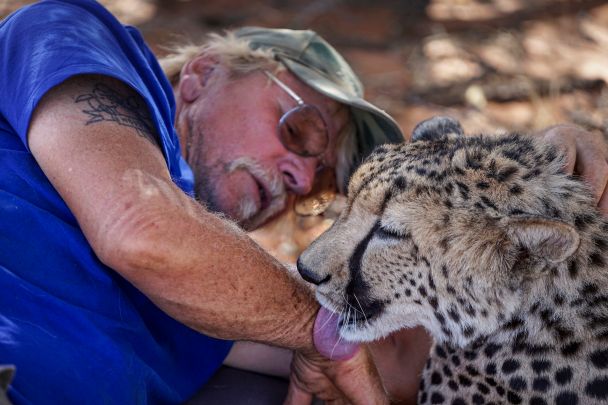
xmin=0 ymin=0 xmax=177 ymax=159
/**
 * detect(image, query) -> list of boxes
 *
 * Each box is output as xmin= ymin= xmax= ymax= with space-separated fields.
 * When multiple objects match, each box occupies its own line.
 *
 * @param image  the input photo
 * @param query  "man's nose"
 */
xmin=278 ymin=158 xmax=316 ymax=195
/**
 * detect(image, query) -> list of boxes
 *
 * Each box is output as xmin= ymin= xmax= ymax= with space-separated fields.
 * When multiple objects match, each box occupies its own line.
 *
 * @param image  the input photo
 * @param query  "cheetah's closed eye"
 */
xmin=298 ymin=116 xmax=608 ymax=404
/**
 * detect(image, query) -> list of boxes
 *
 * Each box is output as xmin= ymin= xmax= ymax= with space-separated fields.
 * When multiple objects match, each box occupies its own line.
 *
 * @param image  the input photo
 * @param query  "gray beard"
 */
xmin=194 ymin=157 xmax=287 ymax=231
xmin=227 ymin=157 xmax=286 ymax=231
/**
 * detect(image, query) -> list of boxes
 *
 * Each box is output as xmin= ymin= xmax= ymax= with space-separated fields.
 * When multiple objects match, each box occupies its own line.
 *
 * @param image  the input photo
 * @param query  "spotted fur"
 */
xmin=298 ymin=117 xmax=608 ymax=404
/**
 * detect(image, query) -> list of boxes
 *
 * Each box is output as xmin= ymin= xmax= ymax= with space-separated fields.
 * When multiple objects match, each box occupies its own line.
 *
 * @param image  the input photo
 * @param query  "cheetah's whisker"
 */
xmin=352 ymin=293 xmax=368 ymax=324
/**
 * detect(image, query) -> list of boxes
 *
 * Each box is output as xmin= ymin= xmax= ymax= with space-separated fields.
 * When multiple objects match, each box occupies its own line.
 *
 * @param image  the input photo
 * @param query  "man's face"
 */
xmin=178 ymin=64 xmax=350 ymax=231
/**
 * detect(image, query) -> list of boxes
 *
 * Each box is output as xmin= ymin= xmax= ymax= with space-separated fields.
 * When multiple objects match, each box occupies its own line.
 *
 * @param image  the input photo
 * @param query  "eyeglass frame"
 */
xmin=263 ymin=70 xmax=331 ymax=164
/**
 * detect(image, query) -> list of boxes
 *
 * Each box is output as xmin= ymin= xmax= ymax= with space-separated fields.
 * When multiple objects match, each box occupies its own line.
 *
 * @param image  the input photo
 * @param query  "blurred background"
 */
xmin=3 ymin=0 xmax=608 ymax=261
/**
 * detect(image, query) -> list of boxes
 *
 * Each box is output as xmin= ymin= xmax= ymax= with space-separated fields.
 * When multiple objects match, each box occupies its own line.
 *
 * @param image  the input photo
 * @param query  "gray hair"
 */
xmin=160 ymin=31 xmax=357 ymax=194
xmin=160 ymin=31 xmax=283 ymax=85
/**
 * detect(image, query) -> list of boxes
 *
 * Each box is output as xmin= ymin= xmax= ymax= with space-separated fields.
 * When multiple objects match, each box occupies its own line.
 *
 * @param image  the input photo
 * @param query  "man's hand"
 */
xmin=284 ymin=348 xmax=388 ymax=405
xmin=539 ymin=124 xmax=608 ymax=214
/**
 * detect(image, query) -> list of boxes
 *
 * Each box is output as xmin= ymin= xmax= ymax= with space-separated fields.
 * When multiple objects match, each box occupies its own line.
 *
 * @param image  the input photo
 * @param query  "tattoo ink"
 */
xmin=74 ymin=83 xmax=158 ymax=145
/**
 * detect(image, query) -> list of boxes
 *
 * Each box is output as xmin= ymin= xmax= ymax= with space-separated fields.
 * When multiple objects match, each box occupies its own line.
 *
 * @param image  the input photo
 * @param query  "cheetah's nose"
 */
xmin=296 ymin=258 xmax=331 ymax=285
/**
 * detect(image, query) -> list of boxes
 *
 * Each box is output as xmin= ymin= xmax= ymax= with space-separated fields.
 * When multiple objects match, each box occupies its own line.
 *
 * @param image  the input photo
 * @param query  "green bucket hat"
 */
xmin=234 ymin=27 xmax=404 ymax=189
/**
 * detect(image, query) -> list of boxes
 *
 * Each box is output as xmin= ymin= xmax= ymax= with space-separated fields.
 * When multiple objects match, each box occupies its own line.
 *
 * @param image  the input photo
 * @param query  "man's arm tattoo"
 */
xmin=74 ymin=82 xmax=159 ymax=146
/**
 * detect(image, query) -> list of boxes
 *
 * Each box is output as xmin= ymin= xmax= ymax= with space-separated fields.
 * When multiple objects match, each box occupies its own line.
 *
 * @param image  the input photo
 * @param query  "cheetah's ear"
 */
xmin=411 ymin=116 xmax=463 ymax=143
xmin=502 ymin=216 xmax=580 ymax=264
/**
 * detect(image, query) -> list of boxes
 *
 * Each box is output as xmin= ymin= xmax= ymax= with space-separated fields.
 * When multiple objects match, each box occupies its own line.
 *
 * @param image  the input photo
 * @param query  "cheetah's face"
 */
xmin=298 ymin=185 xmax=438 ymax=341
xmin=298 ymin=117 xmax=585 ymax=344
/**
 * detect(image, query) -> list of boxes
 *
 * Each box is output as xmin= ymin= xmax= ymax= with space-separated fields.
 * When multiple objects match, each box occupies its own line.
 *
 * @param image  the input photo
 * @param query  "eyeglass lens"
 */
xmin=279 ymin=104 xmax=329 ymax=158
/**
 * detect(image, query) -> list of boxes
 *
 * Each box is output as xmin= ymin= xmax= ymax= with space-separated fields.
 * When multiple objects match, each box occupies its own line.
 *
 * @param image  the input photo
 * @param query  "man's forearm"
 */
xmin=224 ymin=341 xmax=293 ymax=378
xmin=100 ymin=169 xmax=319 ymax=351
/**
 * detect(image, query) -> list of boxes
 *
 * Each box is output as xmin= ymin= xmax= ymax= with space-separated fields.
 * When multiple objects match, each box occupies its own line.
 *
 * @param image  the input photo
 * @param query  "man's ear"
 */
xmin=178 ymin=55 xmax=218 ymax=103
xmin=502 ymin=215 xmax=580 ymax=264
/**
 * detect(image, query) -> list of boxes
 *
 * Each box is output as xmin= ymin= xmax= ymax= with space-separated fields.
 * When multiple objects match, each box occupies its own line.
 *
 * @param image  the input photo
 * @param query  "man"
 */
xmin=0 ymin=0 xmax=398 ymax=403
xmin=1 ymin=1 xmax=607 ymax=405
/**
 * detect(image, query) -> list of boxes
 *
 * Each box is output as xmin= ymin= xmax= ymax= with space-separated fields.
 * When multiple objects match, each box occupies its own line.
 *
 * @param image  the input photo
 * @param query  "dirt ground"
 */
xmin=4 ymin=0 xmax=608 ymax=262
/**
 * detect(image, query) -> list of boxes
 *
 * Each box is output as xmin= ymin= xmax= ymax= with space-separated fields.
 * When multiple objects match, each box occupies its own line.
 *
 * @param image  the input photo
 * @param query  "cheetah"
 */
xmin=298 ymin=117 xmax=608 ymax=404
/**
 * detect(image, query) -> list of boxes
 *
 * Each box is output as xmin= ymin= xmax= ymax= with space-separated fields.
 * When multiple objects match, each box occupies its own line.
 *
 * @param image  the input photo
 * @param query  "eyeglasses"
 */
xmin=264 ymin=70 xmax=329 ymax=159
xmin=264 ymin=70 xmax=337 ymax=217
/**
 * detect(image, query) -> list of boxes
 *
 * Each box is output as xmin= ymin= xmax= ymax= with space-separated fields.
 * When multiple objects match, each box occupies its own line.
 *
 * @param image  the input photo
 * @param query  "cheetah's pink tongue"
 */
xmin=313 ymin=307 xmax=360 ymax=361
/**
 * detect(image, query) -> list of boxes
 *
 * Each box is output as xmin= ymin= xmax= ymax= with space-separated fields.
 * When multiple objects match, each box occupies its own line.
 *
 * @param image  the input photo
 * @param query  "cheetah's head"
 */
xmin=298 ymin=117 xmax=591 ymax=347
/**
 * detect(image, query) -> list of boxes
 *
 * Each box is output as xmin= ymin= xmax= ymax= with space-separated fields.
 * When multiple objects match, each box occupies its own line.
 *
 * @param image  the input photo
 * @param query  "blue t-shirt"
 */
xmin=0 ymin=1 xmax=232 ymax=403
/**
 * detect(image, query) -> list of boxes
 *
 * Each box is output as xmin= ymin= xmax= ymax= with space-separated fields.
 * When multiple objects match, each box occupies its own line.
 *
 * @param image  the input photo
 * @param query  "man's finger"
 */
xmin=327 ymin=347 xmax=389 ymax=405
xmin=284 ymin=379 xmax=313 ymax=405
xmin=540 ymin=124 xmax=608 ymax=212
xmin=541 ymin=128 xmax=577 ymax=174
xmin=575 ymin=147 xmax=608 ymax=204
xmin=598 ymin=185 xmax=608 ymax=217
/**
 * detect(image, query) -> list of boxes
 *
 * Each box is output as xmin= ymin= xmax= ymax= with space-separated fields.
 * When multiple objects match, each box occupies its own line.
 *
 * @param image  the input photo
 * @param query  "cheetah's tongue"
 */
xmin=313 ymin=306 xmax=359 ymax=361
